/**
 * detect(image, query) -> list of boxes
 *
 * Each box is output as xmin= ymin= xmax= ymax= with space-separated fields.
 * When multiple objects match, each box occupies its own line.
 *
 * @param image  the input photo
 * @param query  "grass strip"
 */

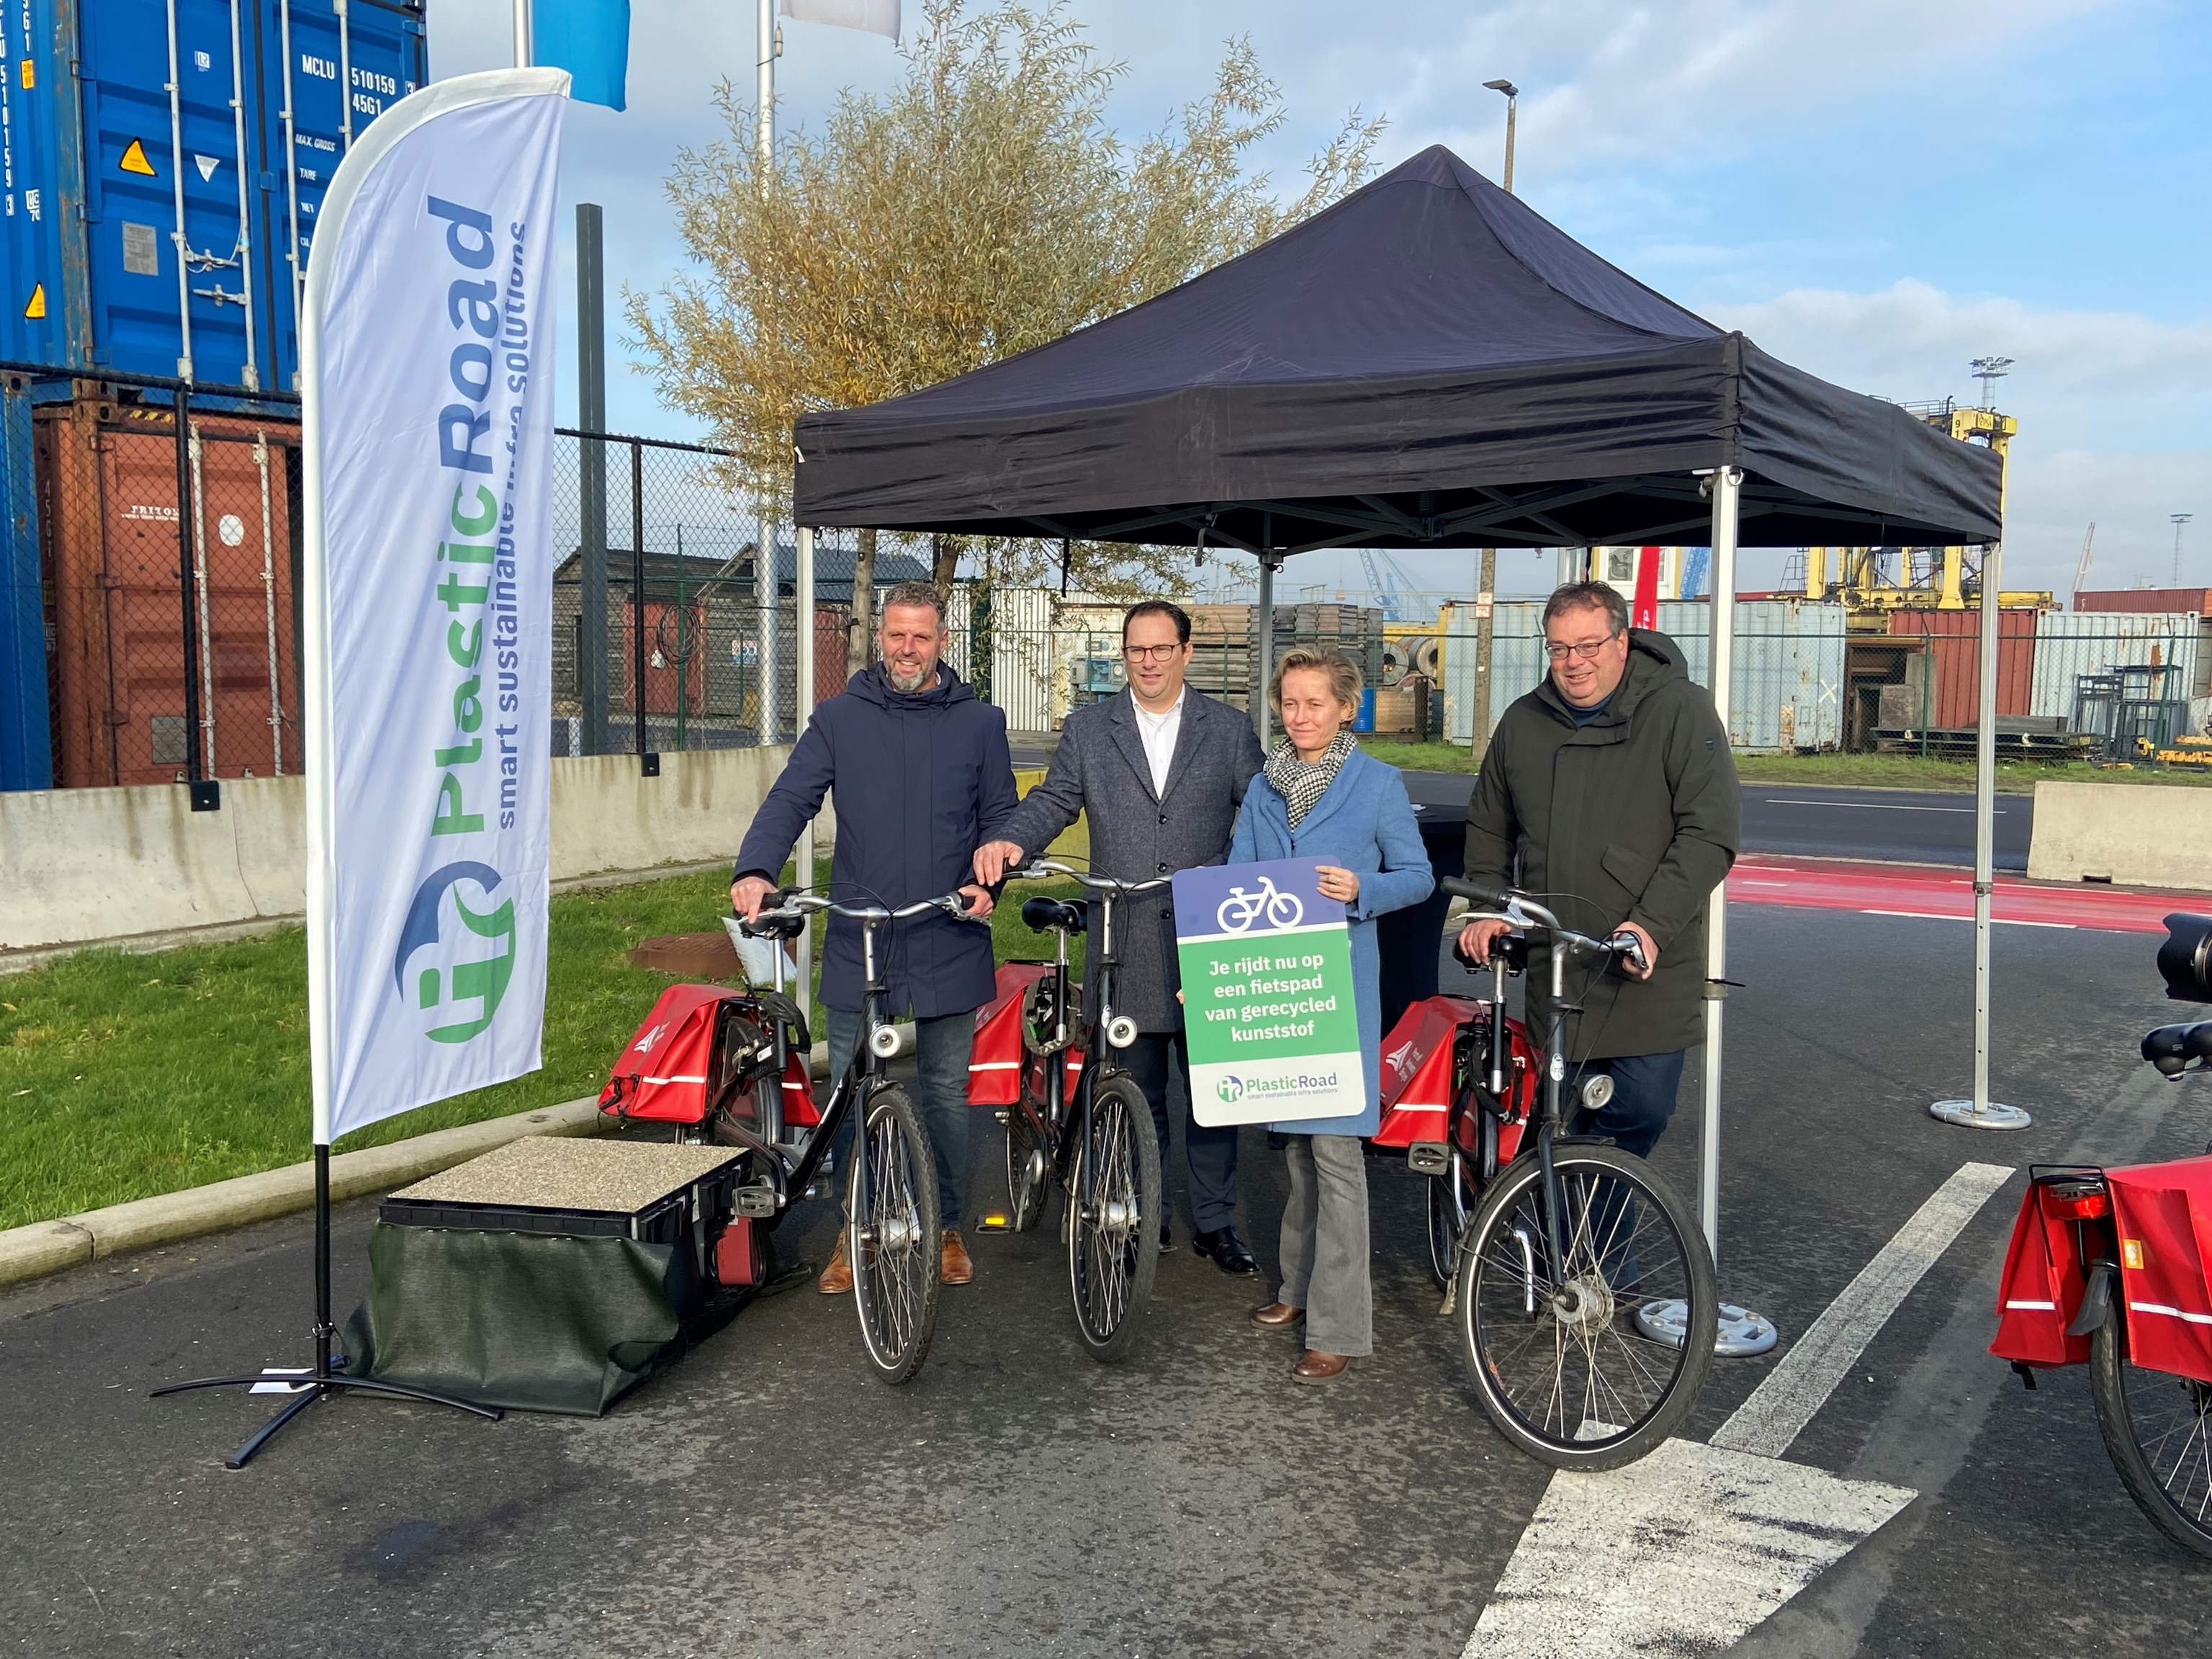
xmin=0 ymin=865 xmax=1079 ymax=1230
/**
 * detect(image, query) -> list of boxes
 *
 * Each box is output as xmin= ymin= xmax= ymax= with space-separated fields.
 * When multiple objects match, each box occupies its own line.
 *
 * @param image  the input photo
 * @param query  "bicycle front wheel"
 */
xmin=2089 ymin=1287 xmax=2212 ymax=1557
xmin=847 ymin=1085 xmax=941 ymax=1385
xmin=1066 ymin=1075 xmax=1161 ymax=1362
xmin=1457 ymin=1144 xmax=1716 ymax=1470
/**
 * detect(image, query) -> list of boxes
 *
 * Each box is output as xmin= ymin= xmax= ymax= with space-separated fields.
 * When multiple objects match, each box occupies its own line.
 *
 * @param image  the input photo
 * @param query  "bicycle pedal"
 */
xmin=1407 ymin=1142 xmax=1450 ymax=1176
xmin=974 ymin=1213 xmax=1012 ymax=1233
xmin=733 ymin=1185 xmax=780 ymax=1218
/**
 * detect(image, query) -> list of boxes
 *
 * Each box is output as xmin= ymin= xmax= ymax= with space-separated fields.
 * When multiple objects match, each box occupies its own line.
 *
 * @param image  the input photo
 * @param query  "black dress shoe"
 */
xmin=1193 ymin=1226 xmax=1259 ymax=1277
xmin=1159 ymin=1220 xmax=1175 ymax=1254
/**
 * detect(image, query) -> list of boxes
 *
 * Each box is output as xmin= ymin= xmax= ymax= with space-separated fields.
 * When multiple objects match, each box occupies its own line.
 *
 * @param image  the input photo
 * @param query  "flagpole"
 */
xmin=514 ymin=0 xmax=532 ymax=68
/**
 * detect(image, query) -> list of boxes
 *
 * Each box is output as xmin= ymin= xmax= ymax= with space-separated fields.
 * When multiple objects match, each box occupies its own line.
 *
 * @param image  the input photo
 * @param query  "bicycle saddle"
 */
xmin=1022 ymin=896 xmax=1087 ymax=935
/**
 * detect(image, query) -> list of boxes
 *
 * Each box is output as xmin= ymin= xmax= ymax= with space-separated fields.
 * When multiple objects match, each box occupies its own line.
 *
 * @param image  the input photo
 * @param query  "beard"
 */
xmin=884 ymin=660 xmax=936 ymax=693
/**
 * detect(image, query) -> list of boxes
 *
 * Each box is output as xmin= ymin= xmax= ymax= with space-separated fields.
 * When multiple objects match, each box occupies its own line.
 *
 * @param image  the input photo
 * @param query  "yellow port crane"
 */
xmin=1791 ymin=403 xmax=2052 ymax=616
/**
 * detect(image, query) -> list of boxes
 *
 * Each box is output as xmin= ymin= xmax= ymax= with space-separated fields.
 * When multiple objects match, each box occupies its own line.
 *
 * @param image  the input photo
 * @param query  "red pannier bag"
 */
xmin=1371 ymin=997 xmax=1537 ymax=1162
xmin=968 ymin=962 xmax=1083 ymax=1107
xmin=599 ymin=983 xmax=820 ymax=1129
xmin=2106 ymin=1155 xmax=2212 ymax=1386
xmin=1990 ymin=1174 xmax=2097 ymax=1370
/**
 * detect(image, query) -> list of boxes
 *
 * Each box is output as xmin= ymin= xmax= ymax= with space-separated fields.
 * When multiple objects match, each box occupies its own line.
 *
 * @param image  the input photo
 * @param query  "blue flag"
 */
xmin=534 ymin=0 xmax=630 ymax=112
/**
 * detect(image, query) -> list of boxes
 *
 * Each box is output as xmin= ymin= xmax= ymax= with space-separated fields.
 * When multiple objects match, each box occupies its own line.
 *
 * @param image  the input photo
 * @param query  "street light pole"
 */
xmin=1470 ymin=77 xmax=1517 ymax=763
xmin=1483 ymin=79 xmax=1519 ymax=193
xmin=2173 ymin=513 xmax=2194 ymax=588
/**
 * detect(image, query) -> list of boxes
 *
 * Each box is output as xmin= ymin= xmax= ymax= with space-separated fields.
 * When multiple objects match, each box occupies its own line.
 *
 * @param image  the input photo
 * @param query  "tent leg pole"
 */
xmin=1645 ymin=466 xmax=1775 ymax=1359
xmin=796 ymin=523 xmax=817 ymax=993
xmin=1254 ymin=552 xmax=1277 ymax=748
xmin=1930 ymin=537 xmax=2028 ymax=1132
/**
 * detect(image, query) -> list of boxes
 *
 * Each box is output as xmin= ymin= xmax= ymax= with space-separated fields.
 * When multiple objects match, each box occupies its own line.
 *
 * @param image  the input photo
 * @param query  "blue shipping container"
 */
xmin=0 ymin=0 xmax=425 ymax=391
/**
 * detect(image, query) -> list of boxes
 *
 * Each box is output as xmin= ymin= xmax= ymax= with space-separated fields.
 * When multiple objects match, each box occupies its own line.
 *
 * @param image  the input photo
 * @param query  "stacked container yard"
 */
xmin=0 ymin=0 xmax=427 ymax=789
xmin=1439 ymin=598 xmax=1849 ymax=754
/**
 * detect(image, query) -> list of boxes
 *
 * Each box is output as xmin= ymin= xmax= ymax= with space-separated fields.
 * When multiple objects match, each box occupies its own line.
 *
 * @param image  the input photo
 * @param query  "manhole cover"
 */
xmin=627 ymin=931 xmax=742 ymax=981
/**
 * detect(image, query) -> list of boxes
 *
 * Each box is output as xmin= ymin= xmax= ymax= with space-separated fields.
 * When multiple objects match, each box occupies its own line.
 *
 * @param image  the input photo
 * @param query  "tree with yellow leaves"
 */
xmin=627 ymin=0 xmax=1382 ymax=670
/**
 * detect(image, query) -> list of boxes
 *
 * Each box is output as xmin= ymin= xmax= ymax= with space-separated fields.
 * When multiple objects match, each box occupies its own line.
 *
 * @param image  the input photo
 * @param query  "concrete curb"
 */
xmin=0 ymin=1096 xmax=611 ymax=1290
xmin=0 ymin=1020 xmax=907 ymax=1292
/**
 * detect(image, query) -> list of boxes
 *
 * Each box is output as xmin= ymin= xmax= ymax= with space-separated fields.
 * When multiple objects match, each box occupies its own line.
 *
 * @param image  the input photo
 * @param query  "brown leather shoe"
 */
xmin=1292 ymin=1349 xmax=1354 ymax=1383
xmin=940 ymin=1227 xmax=974 ymax=1286
xmin=816 ymin=1236 xmax=853 ymax=1295
xmin=1251 ymin=1302 xmax=1305 ymax=1330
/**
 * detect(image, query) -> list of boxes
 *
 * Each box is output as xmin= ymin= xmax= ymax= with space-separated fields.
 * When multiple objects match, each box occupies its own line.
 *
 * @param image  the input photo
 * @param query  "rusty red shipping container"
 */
xmin=2074 ymin=588 xmax=2212 ymax=619
xmin=1886 ymin=608 xmax=2036 ymax=730
xmin=36 ymin=397 xmax=303 ymax=789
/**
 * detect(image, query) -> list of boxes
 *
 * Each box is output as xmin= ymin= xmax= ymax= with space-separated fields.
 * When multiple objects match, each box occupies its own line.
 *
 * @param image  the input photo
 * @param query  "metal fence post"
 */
xmin=172 ymin=385 xmax=218 ymax=809
xmin=577 ymin=206 xmax=610 ymax=755
xmin=631 ymin=438 xmax=655 ymax=773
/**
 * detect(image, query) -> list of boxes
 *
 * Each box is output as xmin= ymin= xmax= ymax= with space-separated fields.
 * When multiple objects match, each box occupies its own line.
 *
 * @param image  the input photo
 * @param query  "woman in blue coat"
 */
xmin=1233 ymin=648 xmax=1433 ymax=1382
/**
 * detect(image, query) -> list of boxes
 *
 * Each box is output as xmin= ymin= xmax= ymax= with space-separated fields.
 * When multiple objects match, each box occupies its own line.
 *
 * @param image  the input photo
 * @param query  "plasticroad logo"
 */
xmin=1215 ymin=1076 xmax=1245 ymax=1105
xmin=393 ymin=861 xmax=516 ymax=1045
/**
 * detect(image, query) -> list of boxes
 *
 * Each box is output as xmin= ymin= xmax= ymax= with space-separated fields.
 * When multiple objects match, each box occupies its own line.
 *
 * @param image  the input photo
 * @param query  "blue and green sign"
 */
xmin=1172 ymin=858 xmax=1364 ymax=1127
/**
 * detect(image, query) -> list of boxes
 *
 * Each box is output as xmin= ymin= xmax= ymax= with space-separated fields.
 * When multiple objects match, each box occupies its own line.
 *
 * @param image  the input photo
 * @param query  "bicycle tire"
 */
xmin=2089 ymin=1284 xmax=2212 ymax=1557
xmin=1456 ymin=1143 xmax=1716 ymax=1470
xmin=1066 ymin=1074 xmax=1161 ymax=1362
xmin=847 ymin=1084 xmax=941 ymax=1385
xmin=1004 ymin=1091 xmax=1051 ymax=1233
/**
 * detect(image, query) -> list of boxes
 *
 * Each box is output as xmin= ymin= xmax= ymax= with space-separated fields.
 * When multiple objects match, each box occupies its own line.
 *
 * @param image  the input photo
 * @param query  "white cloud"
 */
xmin=1318 ymin=0 xmax=2116 ymax=182
xmin=1710 ymin=280 xmax=2210 ymax=592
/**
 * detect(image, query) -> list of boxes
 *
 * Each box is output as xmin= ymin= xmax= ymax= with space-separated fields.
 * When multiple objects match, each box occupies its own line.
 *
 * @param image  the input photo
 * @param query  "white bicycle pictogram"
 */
xmin=1216 ymin=875 xmax=1305 ymax=933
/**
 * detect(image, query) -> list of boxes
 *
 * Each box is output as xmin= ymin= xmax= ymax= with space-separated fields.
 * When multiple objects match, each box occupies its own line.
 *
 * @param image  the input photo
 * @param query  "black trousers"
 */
xmin=1123 ymin=1031 xmax=1241 ymax=1233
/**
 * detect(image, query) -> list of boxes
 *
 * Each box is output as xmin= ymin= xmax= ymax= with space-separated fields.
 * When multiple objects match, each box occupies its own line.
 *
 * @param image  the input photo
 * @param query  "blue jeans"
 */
xmin=1569 ymin=1050 xmax=1686 ymax=1159
xmin=824 ymin=1007 xmax=974 ymax=1228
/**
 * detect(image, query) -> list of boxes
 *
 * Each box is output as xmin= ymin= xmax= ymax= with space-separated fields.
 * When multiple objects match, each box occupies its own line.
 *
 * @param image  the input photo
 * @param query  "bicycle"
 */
xmin=1216 ymin=873 xmax=1304 ymax=934
xmin=1992 ymin=912 xmax=2212 ymax=1556
xmin=978 ymin=859 xmax=1169 ymax=1362
xmin=720 ymin=884 xmax=981 ymax=1385
xmin=1424 ymin=876 xmax=1720 ymax=1470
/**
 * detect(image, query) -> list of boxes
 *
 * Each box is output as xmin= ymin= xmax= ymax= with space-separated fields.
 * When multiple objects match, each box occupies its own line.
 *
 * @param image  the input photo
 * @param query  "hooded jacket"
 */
xmin=734 ymin=662 xmax=1017 ymax=1017
xmin=1462 ymin=628 xmax=1740 ymax=1061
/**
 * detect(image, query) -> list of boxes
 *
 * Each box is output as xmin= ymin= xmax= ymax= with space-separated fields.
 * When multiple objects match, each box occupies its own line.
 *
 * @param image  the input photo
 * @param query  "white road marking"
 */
xmin=1857 ymin=910 xmax=2074 ymax=929
xmin=1759 ymin=797 xmax=2001 ymax=814
xmin=1462 ymin=1442 xmax=1914 ymax=1658
xmin=1463 ymin=1161 xmax=2015 ymax=1658
xmin=1711 ymin=1161 xmax=2016 ymax=1460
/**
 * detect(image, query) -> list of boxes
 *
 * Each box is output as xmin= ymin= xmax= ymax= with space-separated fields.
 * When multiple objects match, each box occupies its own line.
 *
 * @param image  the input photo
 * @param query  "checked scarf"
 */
xmin=1264 ymin=730 xmax=1356 ymax=828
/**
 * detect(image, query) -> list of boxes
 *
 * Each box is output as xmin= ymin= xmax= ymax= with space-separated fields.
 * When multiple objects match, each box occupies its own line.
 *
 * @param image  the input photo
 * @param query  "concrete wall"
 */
xmin=2027 ymin=781 xmax=2212 ymax=891
xmin=1 ymin=746 xmax=819 ymax=956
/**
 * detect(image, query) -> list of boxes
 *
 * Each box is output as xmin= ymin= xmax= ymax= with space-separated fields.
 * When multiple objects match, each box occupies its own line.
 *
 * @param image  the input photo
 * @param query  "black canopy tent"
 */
xmin=781 ymin=145 xmax=2008 ymax=1310
xmin=791 ymin=145 xmax=2000 ymax=556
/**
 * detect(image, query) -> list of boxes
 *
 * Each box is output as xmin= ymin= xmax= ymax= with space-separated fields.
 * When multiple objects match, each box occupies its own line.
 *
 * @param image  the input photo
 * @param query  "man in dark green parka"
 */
xmin=1456 ymin=581 xmax=1741 ymax=1157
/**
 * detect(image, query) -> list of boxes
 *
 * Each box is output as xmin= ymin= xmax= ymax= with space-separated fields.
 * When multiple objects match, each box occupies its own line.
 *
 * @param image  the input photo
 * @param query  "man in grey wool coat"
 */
xmin=974 ymin=600 xmax=1269 ymax=1275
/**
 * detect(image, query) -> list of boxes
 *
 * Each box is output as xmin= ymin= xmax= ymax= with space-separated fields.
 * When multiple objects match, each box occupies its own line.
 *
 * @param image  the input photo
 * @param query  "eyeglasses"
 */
xmin=1123 ymin=644 xmax=1184 ymax=663
xmin=1543 ymin=632 xmax=1621 ymax=663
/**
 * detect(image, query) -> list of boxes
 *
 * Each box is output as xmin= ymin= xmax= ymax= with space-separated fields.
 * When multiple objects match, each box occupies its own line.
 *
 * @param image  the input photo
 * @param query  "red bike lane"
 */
xmin=1728 ymin=857 xmax=2206 ymax=933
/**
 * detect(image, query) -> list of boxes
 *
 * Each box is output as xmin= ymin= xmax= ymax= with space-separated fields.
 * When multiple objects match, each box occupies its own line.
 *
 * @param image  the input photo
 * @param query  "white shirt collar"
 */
xmin=1131 ymin=688 xmax=1186 ymax=726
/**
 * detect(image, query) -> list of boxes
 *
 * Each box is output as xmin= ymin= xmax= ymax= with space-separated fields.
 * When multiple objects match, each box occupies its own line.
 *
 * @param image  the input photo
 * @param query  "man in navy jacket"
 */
xmin=733 ymin=583 xmax=1015 ymax=1293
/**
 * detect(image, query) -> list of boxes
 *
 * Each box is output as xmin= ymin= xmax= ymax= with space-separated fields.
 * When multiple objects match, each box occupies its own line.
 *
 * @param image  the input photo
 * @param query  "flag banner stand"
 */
xmin=153 ymin=67 xmax=570 ymax=1467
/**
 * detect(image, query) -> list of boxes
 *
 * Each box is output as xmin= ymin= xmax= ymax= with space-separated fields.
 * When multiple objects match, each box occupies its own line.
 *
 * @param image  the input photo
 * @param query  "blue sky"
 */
xmin=435 ymin=0 xmax=2208 ymax=598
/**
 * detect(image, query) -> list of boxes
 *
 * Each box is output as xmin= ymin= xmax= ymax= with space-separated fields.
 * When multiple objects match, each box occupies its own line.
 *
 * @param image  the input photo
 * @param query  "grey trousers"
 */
xmin=1277 ymin=1133 xmax=1372 ymax=1357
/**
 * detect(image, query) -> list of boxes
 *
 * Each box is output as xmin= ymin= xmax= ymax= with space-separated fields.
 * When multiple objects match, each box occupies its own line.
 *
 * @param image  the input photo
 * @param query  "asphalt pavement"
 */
xmin=1401 ymin=770 xmax=2029 ymax=871
xmin=4 ymin=901 xmax=2206 ymax=1658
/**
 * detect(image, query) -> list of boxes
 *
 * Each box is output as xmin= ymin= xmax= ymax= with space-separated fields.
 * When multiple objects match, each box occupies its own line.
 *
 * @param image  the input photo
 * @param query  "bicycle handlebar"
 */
xmin=1440 ymin=876 xmax=1621 ymax=966
xmin=1007 ymin=859 xmax=1173 ymax=898
xmin=739 ymin=887 xmax=979 ymax=934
